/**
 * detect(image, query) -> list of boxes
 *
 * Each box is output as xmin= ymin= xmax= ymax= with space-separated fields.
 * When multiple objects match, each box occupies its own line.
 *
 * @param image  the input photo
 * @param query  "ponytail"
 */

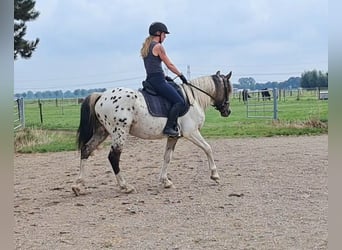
xmin=140 ymin=36 xmax=154 ymax=58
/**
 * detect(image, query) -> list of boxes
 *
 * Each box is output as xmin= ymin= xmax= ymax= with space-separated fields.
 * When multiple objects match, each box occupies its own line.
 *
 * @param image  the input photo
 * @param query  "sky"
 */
xmin=14 ymin=0 xmax=328 ymax=93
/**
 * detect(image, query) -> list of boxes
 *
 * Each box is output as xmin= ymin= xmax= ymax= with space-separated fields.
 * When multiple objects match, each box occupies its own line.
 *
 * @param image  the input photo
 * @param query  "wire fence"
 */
xmin=17 ymin=87 xmax=328 ymax=130
xmin=233 ymin=87 xmax=328 ymax=120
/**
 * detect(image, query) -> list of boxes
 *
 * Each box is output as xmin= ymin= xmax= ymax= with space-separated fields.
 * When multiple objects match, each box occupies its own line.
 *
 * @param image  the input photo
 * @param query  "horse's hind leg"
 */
xmin=72 ymin=127 xmax=108 ymax=196
xmin=159 ymin=137 xmax=178 ymax=188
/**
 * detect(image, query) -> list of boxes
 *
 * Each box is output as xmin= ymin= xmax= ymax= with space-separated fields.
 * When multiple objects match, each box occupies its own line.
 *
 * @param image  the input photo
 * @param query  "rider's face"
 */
xmin=160 ymin=32 xmax=166 ymax=42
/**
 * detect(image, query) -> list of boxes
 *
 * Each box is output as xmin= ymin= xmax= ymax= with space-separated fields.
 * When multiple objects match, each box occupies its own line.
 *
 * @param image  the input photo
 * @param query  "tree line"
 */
xmin=14 ymin=88 xmax=107 ymax=100
xmin=235 ymin=70 xmax=328 ymax=90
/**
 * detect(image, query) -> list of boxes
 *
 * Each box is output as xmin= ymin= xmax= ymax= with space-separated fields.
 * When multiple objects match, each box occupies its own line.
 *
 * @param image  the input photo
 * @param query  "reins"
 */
xmin=182 ymin=76 xmax=230 ymax=111
xmin=184 ymin=82 xmax=217 ymax=100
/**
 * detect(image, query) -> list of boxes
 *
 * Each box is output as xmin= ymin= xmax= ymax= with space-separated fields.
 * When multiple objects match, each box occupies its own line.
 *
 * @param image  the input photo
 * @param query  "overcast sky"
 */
xmin=14 ymin=0 xmax=328 ymax=93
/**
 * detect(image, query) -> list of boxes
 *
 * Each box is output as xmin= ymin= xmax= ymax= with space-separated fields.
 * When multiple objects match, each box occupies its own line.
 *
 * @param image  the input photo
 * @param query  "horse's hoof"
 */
xmin=164 ymin=182 xmax=174 ymax=189
xmin=159 ymin=179 xmax=174 ymax=189
xmin=121 ymin=185 xmax=136 ymax=194
xmin=72 ymin=185 xmax=81 ymax=196
xmin=210 ymin=175 xmax=220 ymax=184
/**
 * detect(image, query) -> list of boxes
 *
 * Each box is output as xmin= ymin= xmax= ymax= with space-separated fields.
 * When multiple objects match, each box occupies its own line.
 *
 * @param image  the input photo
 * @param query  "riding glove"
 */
xmin=179 ymin=74 xmax=188 ymax=84
xmin=165 ymin=75 xmax=173 ymax=82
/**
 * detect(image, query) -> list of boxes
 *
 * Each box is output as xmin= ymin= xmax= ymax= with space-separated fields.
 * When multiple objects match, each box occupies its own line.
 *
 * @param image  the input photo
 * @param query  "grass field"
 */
xmin=15 ymin=92 xmax=328 ymax=153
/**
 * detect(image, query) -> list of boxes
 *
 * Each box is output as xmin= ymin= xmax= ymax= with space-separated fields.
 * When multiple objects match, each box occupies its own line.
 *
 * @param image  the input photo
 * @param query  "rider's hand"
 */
xmin=179 ymin=74 xmax=188 ymax=84
xmin=165 ymin=76 xmax=173 ymax=82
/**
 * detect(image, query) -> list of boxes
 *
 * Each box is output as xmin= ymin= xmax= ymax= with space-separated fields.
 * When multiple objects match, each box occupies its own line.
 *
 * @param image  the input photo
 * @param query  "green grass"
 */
xmin=24 ymin=98 xmax=80 ymax=130
xmin=201 ymin=94 xmax=327 ymax=138
xmin=14 ymin=128 xmax=77 ymax=153
xmin=15 ymin=95 xmax=328 ymax=153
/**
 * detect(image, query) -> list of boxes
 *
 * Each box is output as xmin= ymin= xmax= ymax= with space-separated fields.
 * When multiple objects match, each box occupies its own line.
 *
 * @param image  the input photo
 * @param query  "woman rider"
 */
xmin=140 ymin=22 xmax=188 ymax=137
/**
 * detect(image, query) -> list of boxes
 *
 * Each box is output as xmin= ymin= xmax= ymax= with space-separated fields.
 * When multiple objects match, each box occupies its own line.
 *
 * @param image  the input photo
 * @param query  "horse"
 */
xmin=72 ymin=70 xmax=233 ymax=195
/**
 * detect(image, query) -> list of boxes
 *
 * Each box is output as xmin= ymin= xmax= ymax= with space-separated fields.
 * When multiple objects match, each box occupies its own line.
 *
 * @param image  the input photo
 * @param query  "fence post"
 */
xmin=19 ymin=98 xmax=25 ymax=128
xmin=317 ymin=87 xmax=320 ymax=100
xmin=38 ymin=99 xmax=43 ymax=124
xmin=14 ymin=97 xmax=25 ymax=130
xmin=297 ymin=89 xmax=300 ymax=101
xmin=273 ymin=88 xmax=278 ymax=120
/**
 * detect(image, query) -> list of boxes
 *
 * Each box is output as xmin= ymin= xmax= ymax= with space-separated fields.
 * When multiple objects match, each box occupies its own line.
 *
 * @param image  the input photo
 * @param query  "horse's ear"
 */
xmin=226 ymin=71 xmax=232 ymax=79
xmin=216 ymin=70 xmax=221 ymax=76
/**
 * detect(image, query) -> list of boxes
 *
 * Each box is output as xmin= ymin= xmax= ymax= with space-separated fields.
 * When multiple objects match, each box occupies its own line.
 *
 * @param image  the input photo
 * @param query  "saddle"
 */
xmin=139 ymin=79 xmax=190 ymax=117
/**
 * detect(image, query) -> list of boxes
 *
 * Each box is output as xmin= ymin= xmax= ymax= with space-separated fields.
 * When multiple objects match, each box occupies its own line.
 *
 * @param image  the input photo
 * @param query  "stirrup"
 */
xmin=163 ymin=127 xmax=179 ymax=137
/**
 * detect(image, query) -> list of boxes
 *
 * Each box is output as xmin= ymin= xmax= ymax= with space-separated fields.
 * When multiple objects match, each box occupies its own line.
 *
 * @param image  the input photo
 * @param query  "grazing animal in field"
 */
xmin=242 ymin=89 xmax=250 ymax=103
xmin=261 ymin=88 xmax=271 ymax=101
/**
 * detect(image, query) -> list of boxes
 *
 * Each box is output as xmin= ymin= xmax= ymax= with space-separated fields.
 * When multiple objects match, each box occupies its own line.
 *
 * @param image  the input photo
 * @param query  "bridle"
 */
xmin=184 ymin=75 xmax=230 ymax=112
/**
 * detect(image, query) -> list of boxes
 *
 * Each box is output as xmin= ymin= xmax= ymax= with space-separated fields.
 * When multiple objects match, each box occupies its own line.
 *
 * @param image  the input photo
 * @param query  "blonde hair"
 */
xmin=140 ymin=36 xmax=154 ymax=58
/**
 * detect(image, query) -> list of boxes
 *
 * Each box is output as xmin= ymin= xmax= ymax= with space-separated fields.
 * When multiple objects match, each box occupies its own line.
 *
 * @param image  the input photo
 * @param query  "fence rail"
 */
xmin=16 ymin=88 xmax=328 ymax=130
xmin=232 ymin=87 xmax=328 ymax=120
xmin=245 ymin=89 xmax=278 ymax=119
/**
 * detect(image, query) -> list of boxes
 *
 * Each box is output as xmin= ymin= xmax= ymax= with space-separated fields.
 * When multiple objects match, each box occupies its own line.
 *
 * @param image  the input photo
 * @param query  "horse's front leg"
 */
xmin=185 ymin=130 xmax=220 ymax=183
xmin=159 ymin=137 xmax=178 ymax=188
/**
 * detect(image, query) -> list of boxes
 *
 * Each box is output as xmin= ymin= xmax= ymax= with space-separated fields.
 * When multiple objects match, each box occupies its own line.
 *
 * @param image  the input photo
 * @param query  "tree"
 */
xmin=14 ymin=0 xmax=40 ymax=60
xmin=238 ymin=77 xmax=256 ymax=90
xmin=301 ymin=70 xmax=328 ymax=88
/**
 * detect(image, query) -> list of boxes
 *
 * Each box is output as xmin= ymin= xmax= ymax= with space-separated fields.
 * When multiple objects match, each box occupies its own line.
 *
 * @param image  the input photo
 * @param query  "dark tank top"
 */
xmin=143 ymin=41 xmax=164 ymax=75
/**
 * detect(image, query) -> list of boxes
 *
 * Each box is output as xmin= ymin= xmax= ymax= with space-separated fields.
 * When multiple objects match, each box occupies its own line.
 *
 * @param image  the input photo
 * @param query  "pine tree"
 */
xmin=14 ymin=0 xmax=40 ymax=60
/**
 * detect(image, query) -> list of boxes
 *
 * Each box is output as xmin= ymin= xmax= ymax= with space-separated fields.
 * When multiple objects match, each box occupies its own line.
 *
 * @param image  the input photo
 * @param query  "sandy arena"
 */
xmin=14 ymin=135 xmax=328 ymax=249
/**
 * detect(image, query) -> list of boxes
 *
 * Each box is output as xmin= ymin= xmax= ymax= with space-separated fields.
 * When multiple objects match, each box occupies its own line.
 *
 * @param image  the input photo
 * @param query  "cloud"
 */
xmin=15 ymin=0 xmax=328 ymax=92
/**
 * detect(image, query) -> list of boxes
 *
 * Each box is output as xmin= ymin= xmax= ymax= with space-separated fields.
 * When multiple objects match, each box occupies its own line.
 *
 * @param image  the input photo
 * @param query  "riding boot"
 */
xmin=163 ymin=103 xmax=183 ymax=137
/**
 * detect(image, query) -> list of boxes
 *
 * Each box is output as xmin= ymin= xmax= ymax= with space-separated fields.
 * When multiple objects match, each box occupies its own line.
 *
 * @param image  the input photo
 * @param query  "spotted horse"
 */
xmin=72 ymin=70 xmax=233 ymax=195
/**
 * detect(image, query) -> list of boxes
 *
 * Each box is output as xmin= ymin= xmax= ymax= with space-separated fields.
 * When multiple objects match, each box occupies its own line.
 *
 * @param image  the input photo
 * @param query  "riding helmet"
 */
xmin=149 ymin=22 xmax=170 ymax=36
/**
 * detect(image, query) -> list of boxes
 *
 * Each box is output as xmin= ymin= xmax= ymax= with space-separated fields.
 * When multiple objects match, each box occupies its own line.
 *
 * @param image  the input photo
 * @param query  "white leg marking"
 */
xmin=185 ymin=130 xmax=220 ymax=183
xmin=116 ymin=173 xmax=136 ymax=193
xmin=159 ymin=137 xmax=177 ymax=188
xmin=72 ymin=159 xmax=87 ymax=196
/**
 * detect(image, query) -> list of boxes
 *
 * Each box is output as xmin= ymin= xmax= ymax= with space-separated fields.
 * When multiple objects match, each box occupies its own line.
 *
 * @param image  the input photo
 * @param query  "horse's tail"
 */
xmin=77 ymin=92 xmax=103 ymax=150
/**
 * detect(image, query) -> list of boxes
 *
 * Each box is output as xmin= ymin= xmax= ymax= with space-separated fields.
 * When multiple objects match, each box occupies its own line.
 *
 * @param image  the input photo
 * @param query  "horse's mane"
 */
xmin=183 ymin=75 xmax=216 ymax=109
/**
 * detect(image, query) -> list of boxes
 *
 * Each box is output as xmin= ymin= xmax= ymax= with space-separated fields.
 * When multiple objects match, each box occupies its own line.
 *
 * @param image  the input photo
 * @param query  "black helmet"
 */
xmin=149 ymin=22 xmax=170 ymax=36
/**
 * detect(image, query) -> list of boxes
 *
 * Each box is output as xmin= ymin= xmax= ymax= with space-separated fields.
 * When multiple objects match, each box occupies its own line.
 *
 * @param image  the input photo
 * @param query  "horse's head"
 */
xmin=212 ymin=70 xmax=232 ymax=117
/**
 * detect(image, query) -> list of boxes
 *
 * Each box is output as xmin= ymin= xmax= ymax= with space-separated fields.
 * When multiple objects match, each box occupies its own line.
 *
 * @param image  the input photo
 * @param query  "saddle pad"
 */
xmin=139 ymin=89 xmax=189 ymax=118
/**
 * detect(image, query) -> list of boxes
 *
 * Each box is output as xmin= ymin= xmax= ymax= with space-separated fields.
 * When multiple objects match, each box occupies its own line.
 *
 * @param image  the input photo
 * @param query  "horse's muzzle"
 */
xmin=221 ymin=109 xmax=231 ymax=117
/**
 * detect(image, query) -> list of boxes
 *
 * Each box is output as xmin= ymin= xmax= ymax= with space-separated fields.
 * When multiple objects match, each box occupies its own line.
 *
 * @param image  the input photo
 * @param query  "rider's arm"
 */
xmin=154 ymin=43 xmax=182 ymax=77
